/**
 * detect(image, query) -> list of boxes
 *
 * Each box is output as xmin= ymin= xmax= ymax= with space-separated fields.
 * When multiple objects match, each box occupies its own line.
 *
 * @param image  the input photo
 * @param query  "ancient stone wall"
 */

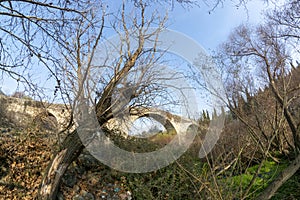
xmin=0 ymin=95 xmax=70 ymax=130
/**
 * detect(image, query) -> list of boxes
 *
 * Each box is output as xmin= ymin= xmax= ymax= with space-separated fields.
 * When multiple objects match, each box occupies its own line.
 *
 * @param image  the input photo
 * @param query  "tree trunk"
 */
xmin=257 ymin=153 xmax=300 ymax=200
xmin=37 ymin=130 xmax=84 ymax=200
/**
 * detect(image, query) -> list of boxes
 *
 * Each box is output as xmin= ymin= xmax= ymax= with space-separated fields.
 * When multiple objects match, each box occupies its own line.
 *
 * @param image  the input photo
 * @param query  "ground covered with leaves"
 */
xmin=0 ymin=127 xmax=53 ymax=199
xmin=0 ymin=126 xmax=132 ymax=200
xmin=0 ymin=125 xmax=300 ymax=199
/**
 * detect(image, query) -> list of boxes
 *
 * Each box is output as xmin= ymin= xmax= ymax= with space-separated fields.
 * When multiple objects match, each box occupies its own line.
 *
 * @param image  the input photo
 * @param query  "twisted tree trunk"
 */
xmin=37 ymin=130 xmax=84 ymax=199
xmin=37 ymin=42 xmax=144 ymax=200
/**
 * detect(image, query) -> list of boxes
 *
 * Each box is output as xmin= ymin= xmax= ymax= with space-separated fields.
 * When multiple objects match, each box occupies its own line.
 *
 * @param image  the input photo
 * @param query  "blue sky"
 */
xmin=0 ymin=0 xmax=277 ymax=96
xmin=168 ymin=0 xmax=269 ymax=51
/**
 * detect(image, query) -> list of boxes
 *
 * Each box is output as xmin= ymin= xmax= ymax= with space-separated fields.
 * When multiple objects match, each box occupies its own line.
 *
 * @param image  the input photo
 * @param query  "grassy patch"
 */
xmin=219 ymin=160 xmax=289 ymax=199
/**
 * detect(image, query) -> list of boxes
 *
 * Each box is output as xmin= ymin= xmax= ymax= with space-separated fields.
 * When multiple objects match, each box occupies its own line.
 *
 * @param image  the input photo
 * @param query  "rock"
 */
xmin=119 ymin=193 xmax=127 ymax=200
xmin=62 ymin=172 xmax=77 ymax=188
xmin=119 ymin=191 xmax=132 ymax=200
xmin=73 ymin=185 xmax=80 ymax=193
xmin=78 ymin=153 xmax=100 ymax=169
xmin=72 ymin=195 xmax=84 ymax=200
xmin=81 ymin=190 xmax=95 ymax=200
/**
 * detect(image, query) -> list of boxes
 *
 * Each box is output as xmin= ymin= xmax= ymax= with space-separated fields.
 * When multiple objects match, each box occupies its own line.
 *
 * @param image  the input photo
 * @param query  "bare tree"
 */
xmin=36 ymin=1 xmax=186 ymax=198
xmin=0 ymin=0 xmax=272 ymax=87
xmin=0 ymin=0 xmax=94 ymax=100
xmin=0 ymin=1 xmax=196 ymax=199
xmin=215 ymin=1 xmax=300 ymax=199
xmin=0 ymin=0 xmax=285 ymax=199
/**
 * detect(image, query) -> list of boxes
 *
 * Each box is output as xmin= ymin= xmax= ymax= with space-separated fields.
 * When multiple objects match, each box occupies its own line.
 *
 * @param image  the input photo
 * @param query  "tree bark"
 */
xmin=257 ymin=153 xmax=300 ymax=200
xmin=37 ymin=130 xmax=84 ymax=200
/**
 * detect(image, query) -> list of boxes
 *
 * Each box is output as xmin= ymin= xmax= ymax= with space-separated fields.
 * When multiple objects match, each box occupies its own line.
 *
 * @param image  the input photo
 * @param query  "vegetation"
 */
xmin=1 ymin=119 xmax=299 ymax=199
xmin=0 ymin=0 xmax=299 ymax=199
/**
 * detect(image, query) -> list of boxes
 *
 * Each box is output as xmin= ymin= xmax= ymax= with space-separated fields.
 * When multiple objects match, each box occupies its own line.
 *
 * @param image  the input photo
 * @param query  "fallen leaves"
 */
xmin=0 ymin=128 xmax=54 ymax=199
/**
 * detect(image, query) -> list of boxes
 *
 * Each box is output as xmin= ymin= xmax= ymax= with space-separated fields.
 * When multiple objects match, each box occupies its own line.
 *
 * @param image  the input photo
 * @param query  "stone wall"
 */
xmin=0 ymin=95 xmax=70 ymax=130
